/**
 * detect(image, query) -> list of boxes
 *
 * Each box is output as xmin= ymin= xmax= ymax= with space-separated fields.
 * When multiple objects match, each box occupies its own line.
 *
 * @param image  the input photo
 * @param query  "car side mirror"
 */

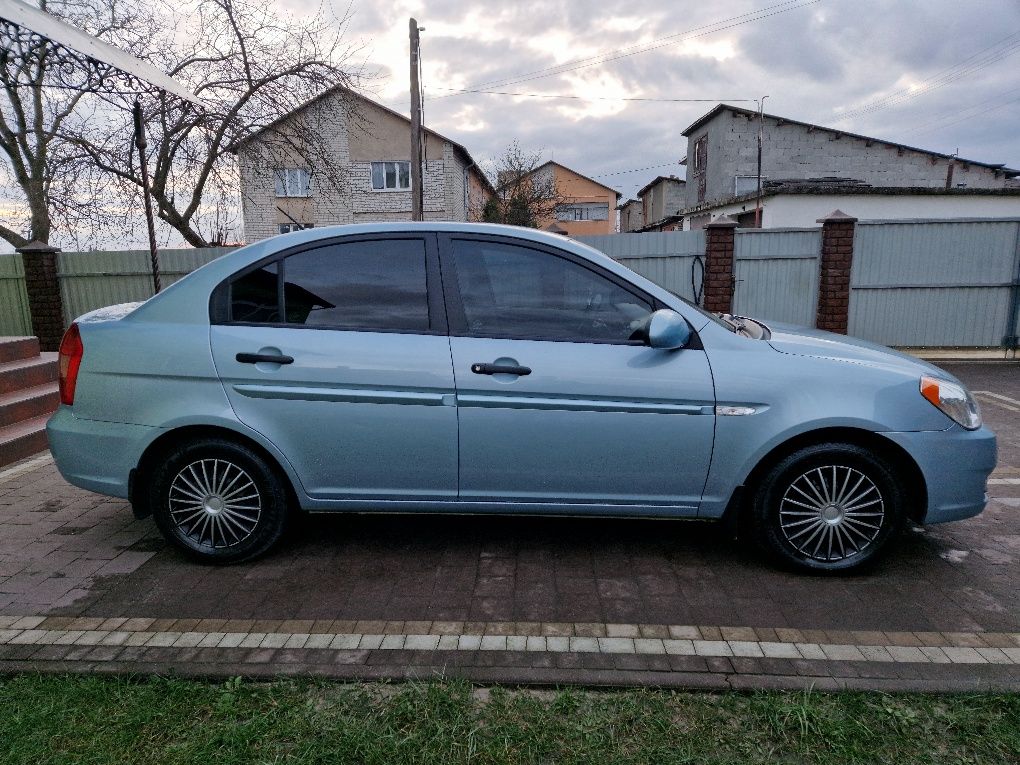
xmin=636 ymin=309 xmax=691 ymax=350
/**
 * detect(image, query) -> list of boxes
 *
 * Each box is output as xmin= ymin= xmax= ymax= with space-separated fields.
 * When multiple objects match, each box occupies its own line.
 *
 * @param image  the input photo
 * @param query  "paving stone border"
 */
xmin=3 ymin=615 xmax=1019 ymax=665
xmin=2 ymin=614 xmax=1019 ymax=692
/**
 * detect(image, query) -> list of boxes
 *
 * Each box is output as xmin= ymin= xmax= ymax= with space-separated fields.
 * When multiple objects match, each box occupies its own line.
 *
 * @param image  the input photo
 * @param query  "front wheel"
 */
xmin=751 ymin=443 xmax=906 ymax=573
xmin=148 ymin=438 xmax=290 ymax=564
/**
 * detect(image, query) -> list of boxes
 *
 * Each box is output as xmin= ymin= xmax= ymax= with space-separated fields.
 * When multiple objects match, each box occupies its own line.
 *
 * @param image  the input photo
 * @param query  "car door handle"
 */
xmin=236 ymin=352 xmax=294 ymax=365
xmin=471 ymin=362 xmax=531 ymax=376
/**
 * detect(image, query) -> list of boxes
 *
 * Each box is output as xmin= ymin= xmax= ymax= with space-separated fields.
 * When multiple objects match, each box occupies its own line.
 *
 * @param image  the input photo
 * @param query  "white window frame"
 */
xmin=274 ymin=168 xmax=311 ymax=198
xmin=278 ymin=223 xmax=314 ymax=234
xmin=371 ymin=161 xmax=412 ymax=191
xmin=734 ymin=175 xmax=767 ymax=195
xmin=555 ymin=203 xmax=609 ymax=222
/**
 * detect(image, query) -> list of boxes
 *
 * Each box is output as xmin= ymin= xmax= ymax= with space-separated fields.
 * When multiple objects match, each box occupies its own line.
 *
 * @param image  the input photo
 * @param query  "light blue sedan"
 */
xmin=47 ymin=223 xmax=996 ymax=572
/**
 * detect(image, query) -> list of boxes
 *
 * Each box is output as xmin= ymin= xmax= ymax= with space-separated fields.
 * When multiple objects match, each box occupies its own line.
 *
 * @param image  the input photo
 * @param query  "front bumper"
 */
xmin=883 ymin=424 xmax=997 ymax=524
xmin=46 ymin=407 xmax=160 ymax=499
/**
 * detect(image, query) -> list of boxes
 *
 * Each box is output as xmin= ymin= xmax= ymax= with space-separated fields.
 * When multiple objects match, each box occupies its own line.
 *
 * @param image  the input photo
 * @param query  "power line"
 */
xmin=433 ymin=0 xmax=821 ymax=99
xmin=910 ymin=88 xmax=1020 ymax=139
xmin=837 ymin=30 xmax=1020 ymax=120
xmin=426 ymin=88 xmax=753 ymax=103
xmin=594 ymin=162 xmax=681 ymax=179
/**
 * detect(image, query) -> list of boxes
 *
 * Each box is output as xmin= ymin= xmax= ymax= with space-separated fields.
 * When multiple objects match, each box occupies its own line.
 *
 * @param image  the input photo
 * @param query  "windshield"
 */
xmin=666 ymin=291 xmax=769 ymax=339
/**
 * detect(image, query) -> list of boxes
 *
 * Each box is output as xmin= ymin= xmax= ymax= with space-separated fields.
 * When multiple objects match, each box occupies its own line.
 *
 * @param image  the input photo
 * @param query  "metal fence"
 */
xmin=0 ymin=253 xmax=31 ymax=336
xmin=849 ymin=220 xmax=1020 ymax=347
xmin=55 ymin=247 xmax=236 ymax=325
xmin=581 ymin=218 xmax=1020 ymax=349
xmin=578 ymin=231 xmax=706 ymax=303
xmin=3 ymin=221 xmax=1019 ymax=349
xmin=580 ymin=228 xmax=823 ymax=326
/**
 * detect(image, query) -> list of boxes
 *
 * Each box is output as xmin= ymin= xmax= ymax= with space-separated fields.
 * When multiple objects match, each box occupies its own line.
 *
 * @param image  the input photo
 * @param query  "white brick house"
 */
xmin=233 ymin=88 xmax=493 ymax=242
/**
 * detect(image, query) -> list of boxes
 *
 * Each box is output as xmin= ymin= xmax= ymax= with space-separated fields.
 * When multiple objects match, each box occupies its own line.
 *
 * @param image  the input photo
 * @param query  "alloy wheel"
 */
xmin=778 ymin=465 xmax=885 ymax=562
xmin=167 ymin=458 xmax=263 ymax=549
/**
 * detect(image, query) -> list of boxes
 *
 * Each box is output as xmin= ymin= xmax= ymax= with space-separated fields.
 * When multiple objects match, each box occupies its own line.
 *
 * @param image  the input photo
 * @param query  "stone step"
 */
xmin=0 ymin=353 xmax=58 ymax=396
xmin=0 ymin=382 xmax=60 ymax=428
xmin=0 ymin=336 xmax=41 ymax=364
xmin=0 ymin=413 xmax=50 ymax=468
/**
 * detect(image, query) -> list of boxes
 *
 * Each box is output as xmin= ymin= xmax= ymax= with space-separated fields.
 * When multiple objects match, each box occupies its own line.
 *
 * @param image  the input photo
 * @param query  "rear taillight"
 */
xmin=58 ymin=323 xmax=83 ymax=405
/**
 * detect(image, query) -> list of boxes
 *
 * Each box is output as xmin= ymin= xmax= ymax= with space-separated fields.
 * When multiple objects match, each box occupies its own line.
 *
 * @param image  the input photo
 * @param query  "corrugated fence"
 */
xmin=2 ymin=221 xmax=1019 ymax=348
xmin=849 ymin=220 xmax=1020 ymax=347
xmin=582 ymin=218 xmax=1020 ymax=348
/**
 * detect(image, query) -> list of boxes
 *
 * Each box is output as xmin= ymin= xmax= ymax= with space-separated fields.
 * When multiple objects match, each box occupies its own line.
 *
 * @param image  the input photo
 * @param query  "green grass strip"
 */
xmin=0 ymin=675 xmax=1017 ymax=764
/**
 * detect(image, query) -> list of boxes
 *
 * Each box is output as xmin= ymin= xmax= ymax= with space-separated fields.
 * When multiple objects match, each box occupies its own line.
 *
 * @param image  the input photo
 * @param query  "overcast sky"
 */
xmin=303 ymin=0 xmax=1020 ymax=201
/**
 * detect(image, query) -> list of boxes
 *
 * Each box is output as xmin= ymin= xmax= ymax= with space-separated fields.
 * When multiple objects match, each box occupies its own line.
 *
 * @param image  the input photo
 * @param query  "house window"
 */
xmin=555 ymin=203 xmax=609 ymax=221
xmin=279 ymin=223 xmax=314 ymax=234
xmin=274 ymin=168 xmax=311 ymax=197
xmin=734 ymin=175 xmax=766 ymax=195
xmin=371 ymin=161 xmax=411 ymax=190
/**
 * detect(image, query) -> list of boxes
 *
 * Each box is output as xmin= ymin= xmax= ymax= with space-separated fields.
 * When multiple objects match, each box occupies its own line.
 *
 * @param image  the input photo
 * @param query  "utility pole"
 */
xmin=409 ymin=18 xmax=424 ymax=221
xmin=755 ymin=95 xmax=768 ymax=228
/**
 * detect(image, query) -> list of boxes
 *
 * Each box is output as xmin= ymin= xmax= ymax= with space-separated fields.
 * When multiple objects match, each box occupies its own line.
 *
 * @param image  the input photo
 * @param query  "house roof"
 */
xmin=616 ymin=198 xmax=641 ymax=210
xmin=530 ymin=160 xmax=621 ymax=198
xmin=681 ymin=104 xmax=1020 ymax=178
xmin=230 ymin=85 xmax=494 ymax=193
xmin=636 ymin=175 xmax=685 ymax=199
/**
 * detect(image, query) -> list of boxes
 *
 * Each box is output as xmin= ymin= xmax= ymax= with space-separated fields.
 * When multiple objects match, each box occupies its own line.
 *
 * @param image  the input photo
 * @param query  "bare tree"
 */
xmin=63 ymin=0 xmax=360 ymax=247
xmin=482 ymin=141 xmax=564 ymax=227
xmin=0 ymin=0 xmax=156 ymax=248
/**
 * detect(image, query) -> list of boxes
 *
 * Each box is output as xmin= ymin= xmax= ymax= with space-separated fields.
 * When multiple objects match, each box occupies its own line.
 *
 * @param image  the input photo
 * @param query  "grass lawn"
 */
xmin=0 ymin=675 xmax=1017 ymax=764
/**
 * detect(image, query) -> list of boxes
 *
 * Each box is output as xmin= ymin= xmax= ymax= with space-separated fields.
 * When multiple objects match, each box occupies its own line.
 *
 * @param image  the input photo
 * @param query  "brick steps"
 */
xmin=0 ymin=336 xmax=40 ymax=364
xmin=0 ymin=382 xmax=60 ymax=428
xmin=0 ymin=337 xmax=57 ymax=468
xmin=0 ymin=353 xmax=58 ymax=396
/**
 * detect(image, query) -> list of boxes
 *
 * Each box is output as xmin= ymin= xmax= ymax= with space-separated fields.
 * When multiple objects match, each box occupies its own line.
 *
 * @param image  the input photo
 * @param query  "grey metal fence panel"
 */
xmin=57 ymin=247 xmax=238 ymax=324
xmin=0 ymin=254 xmax=32 ymax=336
xmin=577 ymin=231 xmax=706 ymax=301
xmin=733 ymin=228 xmax=820 ymax=326
xmin=850 ymin=220 xmax=1020 ymax=346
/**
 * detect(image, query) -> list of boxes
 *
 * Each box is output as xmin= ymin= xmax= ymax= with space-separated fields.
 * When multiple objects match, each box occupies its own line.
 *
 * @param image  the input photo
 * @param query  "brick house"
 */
xmin=233 ymin=88 xmax=492 ymax=242
xmin=527 ymin=161 xmax=620 ymax=236
xmin=680 ymin=104 xmax=1020 ymax=228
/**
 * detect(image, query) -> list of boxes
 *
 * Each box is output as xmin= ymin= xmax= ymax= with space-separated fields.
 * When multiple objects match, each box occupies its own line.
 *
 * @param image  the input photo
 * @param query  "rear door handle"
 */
xmin=471 ymin=362 xmax=531 ymax=376
xmin=236 ymin=352 xmax=294 ymax=365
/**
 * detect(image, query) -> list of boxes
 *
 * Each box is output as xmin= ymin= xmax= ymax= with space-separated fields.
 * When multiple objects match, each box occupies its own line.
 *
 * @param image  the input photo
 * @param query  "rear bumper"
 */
xmin=883 ymin=425 xmax=997 ymax=524
xmin=46 ymin=407 xmax=158 ymax=499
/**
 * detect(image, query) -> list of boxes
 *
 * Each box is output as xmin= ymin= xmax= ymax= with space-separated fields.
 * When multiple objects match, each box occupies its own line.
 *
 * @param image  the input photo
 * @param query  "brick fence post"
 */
xmin=815 ymin=210 xmax=858 ymax=334
xmin=703 ymin=214 xmax=739 ymax=314
xmin=16 ymin=240 xmax=65 ymax=352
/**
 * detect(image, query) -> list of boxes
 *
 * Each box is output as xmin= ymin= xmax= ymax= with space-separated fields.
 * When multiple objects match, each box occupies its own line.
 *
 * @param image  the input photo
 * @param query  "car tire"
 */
xmin=148 ymin=437 xmax=290 ymax=564
xmin=750 ymin=443 xmax=906 ymax=573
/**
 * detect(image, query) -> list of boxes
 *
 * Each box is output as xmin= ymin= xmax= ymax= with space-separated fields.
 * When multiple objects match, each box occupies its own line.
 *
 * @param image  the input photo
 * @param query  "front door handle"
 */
xmin=236 ymin=352 xmax=294 ymax=365
xmin=471 ymin=362 xmax=531 ymax=376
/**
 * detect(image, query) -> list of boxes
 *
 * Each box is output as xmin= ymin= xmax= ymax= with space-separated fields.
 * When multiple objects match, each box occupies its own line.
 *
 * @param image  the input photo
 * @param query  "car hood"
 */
xmin=763 ymin=320 xmax=955 ymax=380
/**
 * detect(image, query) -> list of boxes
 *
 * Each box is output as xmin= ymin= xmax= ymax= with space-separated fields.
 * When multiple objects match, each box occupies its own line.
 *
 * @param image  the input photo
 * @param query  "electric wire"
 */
xmin=431 ymin=0 xmax=821 ymax=99
xmin=837 ymin=30 xmax=1020 ymax=120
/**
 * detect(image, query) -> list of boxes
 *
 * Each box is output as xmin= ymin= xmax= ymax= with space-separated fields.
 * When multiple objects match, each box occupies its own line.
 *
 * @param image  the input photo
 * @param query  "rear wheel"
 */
xmin=751 ymin=443 xmax=906 ymax=573
xmin=148 ymin=438 xmax=289 ymax=564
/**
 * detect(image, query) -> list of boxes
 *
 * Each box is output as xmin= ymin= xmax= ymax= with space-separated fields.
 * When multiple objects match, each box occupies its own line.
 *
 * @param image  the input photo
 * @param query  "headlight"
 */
xmin=920 ymin=376 xmax=981 ymax=430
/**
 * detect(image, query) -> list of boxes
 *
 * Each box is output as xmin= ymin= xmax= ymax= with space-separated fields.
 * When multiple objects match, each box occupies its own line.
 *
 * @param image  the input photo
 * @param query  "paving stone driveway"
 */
xmin=1 ymin=362 xmax=1018 ymax=691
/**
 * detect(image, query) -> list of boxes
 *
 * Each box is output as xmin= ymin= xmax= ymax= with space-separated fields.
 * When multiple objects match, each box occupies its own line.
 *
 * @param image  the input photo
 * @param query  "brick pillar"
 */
xmin=703 ymin=214 xmax=739 ymax=314
xmin=16 ymin=240 xmax=65 ymax=352
xmin=815 ymin=210 xmax=858 ymax=334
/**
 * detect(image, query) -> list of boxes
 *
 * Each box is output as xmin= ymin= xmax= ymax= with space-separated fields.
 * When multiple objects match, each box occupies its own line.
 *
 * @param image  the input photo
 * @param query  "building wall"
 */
xmin=619 ymin=200 xmax=643 ymax=232
xmin=536 ymin=164 xmax=618 ymax=236
xmin=238 ymin=91 xmax=486 ymax=242
xmin=682 ymin=193 xmax=1020 ymax=229
xmin=642 ymin=178 xmax=685 ymax=226
xmin=684 ymin=109 xmax=1010 ymax=211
